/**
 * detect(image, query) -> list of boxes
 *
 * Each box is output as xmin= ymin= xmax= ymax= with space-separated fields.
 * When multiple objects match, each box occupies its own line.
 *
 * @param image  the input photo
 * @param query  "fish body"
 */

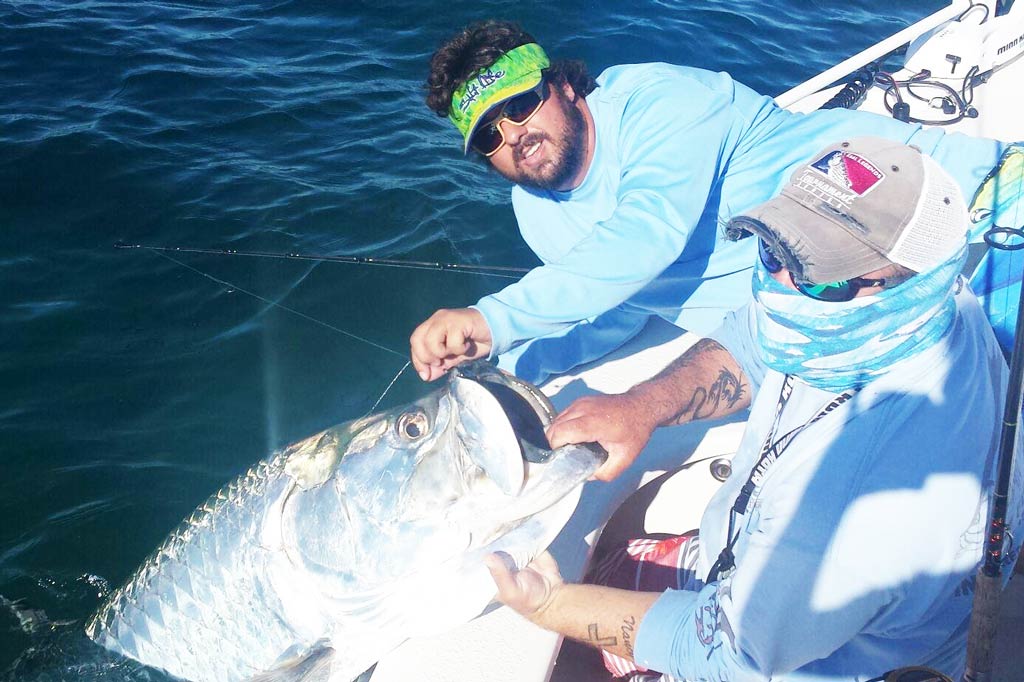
xmin=85 ymin=362 xmax=602 ymax=682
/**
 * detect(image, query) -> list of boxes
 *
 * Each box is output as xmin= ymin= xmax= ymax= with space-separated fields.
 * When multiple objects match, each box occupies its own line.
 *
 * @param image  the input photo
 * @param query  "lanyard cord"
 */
xmin=706 ymin=375 xmax=858 ymax=582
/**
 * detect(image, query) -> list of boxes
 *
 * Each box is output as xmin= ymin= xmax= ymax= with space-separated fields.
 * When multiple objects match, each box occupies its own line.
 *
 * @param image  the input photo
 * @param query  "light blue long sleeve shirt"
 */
xmin=632 ymin=286 xmax=1023 ymax=681
xmin=475 ymin=64 xmax=1006 ymax=383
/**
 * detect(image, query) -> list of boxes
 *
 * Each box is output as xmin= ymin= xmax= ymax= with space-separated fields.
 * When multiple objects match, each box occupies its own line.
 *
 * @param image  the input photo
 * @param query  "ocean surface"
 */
xmin=0 ymin=0 xmax=946 ymax=678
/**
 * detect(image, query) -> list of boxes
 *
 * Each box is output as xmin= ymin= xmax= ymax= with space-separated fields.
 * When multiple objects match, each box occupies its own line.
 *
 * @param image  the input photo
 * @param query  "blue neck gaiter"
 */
xmin=753 ymin=249 xmax=966 ymax=392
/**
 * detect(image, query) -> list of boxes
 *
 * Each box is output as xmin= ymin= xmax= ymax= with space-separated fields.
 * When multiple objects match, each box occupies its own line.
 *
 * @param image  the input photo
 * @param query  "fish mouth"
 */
xmin=452 ymin=361 xmax=556 ymax=463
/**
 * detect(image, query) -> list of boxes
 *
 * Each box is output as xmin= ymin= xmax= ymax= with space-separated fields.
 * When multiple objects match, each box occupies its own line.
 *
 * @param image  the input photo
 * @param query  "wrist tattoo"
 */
xmin=587 ymin=623 xmax=617 ymax=647
xmin=621 ymin=615 xmax=637 ymax=658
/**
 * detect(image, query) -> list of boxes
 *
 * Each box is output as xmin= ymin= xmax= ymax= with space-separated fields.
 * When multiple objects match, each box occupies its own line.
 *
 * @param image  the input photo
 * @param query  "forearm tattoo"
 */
xmin=666 ymin=338 xmax=744 ymax=424
xmin=620 ymin=615 xmax=637 ymax=658
xmin=587 ymin=623 xmax=617 ymax=648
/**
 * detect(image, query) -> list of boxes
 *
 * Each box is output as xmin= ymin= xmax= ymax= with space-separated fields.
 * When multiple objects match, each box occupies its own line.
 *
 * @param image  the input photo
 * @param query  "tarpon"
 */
xmin=86 ymin=361 xmax=604 ymax=682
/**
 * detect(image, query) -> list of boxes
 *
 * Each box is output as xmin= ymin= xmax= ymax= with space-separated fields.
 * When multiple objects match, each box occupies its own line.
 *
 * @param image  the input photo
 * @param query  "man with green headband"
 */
xmin=409 ymin=20 xmax=1010 ymax=385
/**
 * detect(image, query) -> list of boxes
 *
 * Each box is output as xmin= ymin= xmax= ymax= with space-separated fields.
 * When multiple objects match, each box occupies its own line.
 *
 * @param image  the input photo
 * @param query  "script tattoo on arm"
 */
xmin=620 ymin=615 xmax=637 ymax=659
xmin=587 ymin=623 xmax=618 ymax=648
xmin=666 ymin=338 xmax=745 ymax=424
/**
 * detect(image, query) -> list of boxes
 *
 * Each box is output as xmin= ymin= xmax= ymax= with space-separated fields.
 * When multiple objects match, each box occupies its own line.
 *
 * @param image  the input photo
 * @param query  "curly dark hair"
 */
xmin=425 ymin=20 xmax=596 ymax=117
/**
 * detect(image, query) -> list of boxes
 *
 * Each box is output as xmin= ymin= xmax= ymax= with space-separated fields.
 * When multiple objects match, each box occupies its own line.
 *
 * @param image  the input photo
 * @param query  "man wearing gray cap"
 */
xmin=486 ymin=137 xmax=1023 ymax=681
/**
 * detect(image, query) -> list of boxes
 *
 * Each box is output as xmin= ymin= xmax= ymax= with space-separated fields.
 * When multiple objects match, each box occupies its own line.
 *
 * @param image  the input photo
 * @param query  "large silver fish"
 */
xmin=86 ymin=362 xmax=603 ymax=682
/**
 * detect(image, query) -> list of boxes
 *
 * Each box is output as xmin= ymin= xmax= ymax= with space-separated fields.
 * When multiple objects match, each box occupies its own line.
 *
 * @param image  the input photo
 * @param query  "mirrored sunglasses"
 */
xmin=758 ymin=238 xmax=886 ymax=303
xmin=470 ymin=78 xmax=548 ymax=157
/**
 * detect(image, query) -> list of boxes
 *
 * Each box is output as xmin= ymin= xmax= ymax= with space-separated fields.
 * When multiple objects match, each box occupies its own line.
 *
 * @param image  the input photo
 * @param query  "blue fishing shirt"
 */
xmin=632 ymin=285 xmax=1024 ymax=681
xmin=473 ymin=64 xmax=1007 ymax=384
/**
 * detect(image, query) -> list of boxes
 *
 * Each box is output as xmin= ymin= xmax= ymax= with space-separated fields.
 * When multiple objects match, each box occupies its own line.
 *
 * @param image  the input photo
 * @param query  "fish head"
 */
xmin=276 ymin=360 xmax=603 ymax=589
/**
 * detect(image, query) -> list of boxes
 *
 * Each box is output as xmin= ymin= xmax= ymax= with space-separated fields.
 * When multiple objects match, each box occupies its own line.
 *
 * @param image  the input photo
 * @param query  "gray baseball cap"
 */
xmin=726 ymin=137 xmax=968 ymax=283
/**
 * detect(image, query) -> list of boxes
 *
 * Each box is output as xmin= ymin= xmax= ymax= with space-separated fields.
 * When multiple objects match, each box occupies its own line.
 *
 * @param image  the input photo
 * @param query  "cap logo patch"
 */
xmin=810 ymin=151 xmax=885 ymax=196
xmin=457 ymin=68 xmax=507 ymax=113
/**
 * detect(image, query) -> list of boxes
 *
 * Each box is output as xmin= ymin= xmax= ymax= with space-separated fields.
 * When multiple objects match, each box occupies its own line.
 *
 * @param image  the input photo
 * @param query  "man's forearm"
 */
xmin=632 ymin=337 xmax=750 ymax=427
xmin=531 ymin=583 xmax=660 ymax=663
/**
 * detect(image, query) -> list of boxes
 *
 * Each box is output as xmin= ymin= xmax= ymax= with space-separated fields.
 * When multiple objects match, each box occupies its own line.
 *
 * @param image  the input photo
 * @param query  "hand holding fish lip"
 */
xmin=546 ymin=392 xmax=657 ymax=482
xmin=485 ymin=550 xmax=564 ymax=620
xmin=410 ymin=307 xmax=493 ymax=381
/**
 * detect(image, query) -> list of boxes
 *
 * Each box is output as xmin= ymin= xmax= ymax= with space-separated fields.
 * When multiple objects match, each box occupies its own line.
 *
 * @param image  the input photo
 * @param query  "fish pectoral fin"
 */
xmin=246 ymin=642 xmax=336 ymax=682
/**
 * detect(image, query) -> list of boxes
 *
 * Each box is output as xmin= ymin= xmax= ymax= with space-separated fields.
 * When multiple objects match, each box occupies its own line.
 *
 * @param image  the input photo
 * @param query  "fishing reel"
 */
xmin=867 ymin=666 xmax=954 ymax=682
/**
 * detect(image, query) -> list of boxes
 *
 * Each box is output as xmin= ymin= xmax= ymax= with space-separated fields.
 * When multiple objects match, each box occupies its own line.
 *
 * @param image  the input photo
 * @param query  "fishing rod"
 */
xmin=869 ymin=146 xmax=1024 ymax=682
xmin=114 ymin=242 xmax=530 ymax=279
xmin=961 ymin=239 xmax=1024 ymax=682
xmin=962 ymin=145 xmax=1024 ymax=682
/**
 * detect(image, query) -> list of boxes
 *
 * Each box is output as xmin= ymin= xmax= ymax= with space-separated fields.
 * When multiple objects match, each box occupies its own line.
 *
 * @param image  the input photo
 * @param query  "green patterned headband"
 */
xmin=449 ymin=43 xmax=550 ymax=153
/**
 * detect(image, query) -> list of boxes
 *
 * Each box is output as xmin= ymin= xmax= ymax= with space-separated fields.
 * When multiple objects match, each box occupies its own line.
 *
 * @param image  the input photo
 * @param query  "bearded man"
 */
xmin=409 ymin=20 xmax=1009 ymax=385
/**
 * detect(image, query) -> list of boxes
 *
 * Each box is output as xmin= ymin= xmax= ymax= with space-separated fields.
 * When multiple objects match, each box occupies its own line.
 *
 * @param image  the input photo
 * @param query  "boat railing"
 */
xmin=775 ymin=0 xmax=984 ymax=110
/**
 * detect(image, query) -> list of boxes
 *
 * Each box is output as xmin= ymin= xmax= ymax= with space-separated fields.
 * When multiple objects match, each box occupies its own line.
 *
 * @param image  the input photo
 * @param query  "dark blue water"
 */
xmin=0 ymin=0 xmax=945 ymax=677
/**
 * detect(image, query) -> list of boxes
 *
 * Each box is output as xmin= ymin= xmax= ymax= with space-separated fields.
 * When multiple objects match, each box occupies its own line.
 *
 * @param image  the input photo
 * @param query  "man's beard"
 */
xmin=497 ymin=92 xmax=587 ymax=192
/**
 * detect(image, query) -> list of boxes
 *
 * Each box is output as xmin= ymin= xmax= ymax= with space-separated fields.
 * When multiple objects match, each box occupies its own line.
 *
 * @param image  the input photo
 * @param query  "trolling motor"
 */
xmin=870 ymin=0 xmax=1024 ymax=125
xmin=903 ymin=0 xmax=1024 ymax=82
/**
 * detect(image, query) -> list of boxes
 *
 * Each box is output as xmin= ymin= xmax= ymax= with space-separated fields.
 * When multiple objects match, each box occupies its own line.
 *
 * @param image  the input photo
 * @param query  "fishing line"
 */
xmin=116 ymin=242 xmax=529 ymax=279
xmin=149 ymin=248 xmax=408 ymax=361
xmin=366 ymin=361 xmax=411 ymax=416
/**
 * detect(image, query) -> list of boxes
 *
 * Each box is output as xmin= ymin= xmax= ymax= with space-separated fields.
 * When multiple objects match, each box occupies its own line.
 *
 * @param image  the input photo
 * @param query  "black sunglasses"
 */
xmin=758 ymin=238 xmax=887 ymax=302
xmin=469 ymin=78 xmax=548 ymax=157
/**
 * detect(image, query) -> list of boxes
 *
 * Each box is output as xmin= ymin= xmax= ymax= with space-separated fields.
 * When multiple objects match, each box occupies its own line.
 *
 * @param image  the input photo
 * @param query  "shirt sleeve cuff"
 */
xmin=634 ymin=588 xmax=700 ymax=671
xmin=470 ymin=300 xmax=509 ymax=359
xmin=707 ymin=301 xmax=767 ymax=394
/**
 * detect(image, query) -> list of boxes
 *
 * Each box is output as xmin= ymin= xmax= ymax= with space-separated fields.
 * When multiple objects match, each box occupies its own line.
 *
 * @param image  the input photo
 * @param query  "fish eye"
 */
xmin=396 ymin=410 xmax=429 ymax=441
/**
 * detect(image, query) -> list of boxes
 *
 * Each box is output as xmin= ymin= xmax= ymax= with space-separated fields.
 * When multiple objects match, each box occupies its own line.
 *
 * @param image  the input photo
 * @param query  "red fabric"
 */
xmin=585 ymin=532 xmax=700 ymax=679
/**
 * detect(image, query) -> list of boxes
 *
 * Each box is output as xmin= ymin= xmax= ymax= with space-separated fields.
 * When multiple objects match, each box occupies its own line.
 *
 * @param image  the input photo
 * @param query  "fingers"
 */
xmin=484 ymin=551 xmax=562 ymax=618
xmin=409 ymin=317 xmax=465 ymax=380
xmin=485 ymin=551 xmax=538 ymax=614
xmin=546 ymin=416 xmax=593 ymax=451
xmin=484 ymin=551 xmax=519 ymax=595
xmin=530 ymin=550 xmax=561 ymax=578
xmin=546 ymin=395 xmax=651 ymax=482
xmin=546 ymin=397 xmax=602 ymax=449
xmin=409 ymin=309 xmax=491 ymax=381
xmin=591 ymin=455 xmax=632 ymax=482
